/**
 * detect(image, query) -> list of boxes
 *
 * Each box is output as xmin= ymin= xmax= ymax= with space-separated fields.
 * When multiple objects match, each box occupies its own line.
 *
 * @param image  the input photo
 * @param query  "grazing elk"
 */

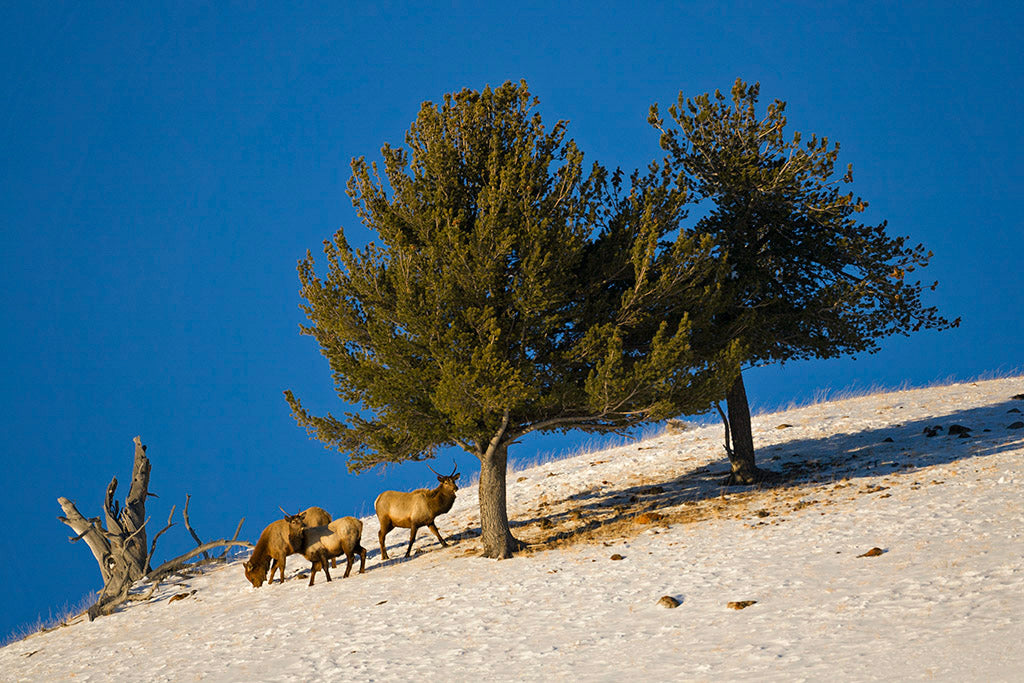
xmin=375 ymin=462 xmax=459 ymax=560
xmin=243 ymin=514 xmax=306 ymax=588
xmin=300 ymin=517 xmax=367 ymax=586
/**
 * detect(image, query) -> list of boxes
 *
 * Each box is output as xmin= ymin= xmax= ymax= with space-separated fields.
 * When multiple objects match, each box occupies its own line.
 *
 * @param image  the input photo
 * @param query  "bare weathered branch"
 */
xmin=146 ymin=540 xmax=254 ymax=583
xmin=57 ymin=497 xmax=112 ymax=580
xmin=218 ymin=518 xmax=246 ymax=560
xmin=65 ymin=517 xmax=103 ymax=543
xmin=145 ymin=504 xmax=177 ymax=571
xmin=182 ymin=494 xmax=209 ymax=560
xmin=124 ymin=517 xmax=150 ymax=545
xmin=104 ymin=477 xmax=122 ymax=536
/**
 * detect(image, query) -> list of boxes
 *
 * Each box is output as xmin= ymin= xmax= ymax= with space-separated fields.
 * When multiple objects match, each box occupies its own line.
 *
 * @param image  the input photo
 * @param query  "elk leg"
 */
xmin=342 ymin=550 xmax=354 ymax=578
xmin=308 ymin=560 xmax=319 ymax=587
xmin=428 ymin=522 xmax=448 ymax=547
xmin=321 ymin=555 xmax=332 ymax=583
xmin=378 ymin=521 xmax=392 ymax=561
xmin=405 ymin=525 xmax=419 ymax=557
xmin=274 ymin=557 xmax=286 ymax=584
xmin=268 ymin=558 xmax=279 ymax=584
xmin=357 ymin=544 xmax=366 ymax=574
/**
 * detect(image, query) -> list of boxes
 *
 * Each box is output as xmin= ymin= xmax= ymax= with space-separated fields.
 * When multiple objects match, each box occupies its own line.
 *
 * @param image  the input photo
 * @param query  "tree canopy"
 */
xmin=649 ymin=79 xmax=959 ymax=482
xmin=286 ymin=81 xmax=740 ymax=556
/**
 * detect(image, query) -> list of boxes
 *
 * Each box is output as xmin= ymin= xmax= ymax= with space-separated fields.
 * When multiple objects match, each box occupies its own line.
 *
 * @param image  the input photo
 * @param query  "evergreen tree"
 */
xmin=649 ymin=79 xmax=959 ymax=483
xmin=286 ymin=81 xmax=740 ymax=557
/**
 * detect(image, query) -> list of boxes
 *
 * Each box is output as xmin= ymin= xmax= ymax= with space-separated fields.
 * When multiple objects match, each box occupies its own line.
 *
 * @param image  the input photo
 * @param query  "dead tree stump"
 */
xmin=58 ymin=436 xmax=153 ymax=619
xmin=57 ymin=435 xmax=251 ymax=620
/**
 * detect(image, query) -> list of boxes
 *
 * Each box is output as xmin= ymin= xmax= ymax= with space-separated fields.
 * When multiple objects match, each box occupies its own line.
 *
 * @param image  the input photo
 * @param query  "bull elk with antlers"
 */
xmin=375 ymin=462 xmax=460 ymax=560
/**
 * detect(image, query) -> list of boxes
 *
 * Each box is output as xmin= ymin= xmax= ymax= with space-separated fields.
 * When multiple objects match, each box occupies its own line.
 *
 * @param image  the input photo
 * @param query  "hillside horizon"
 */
xmin=3 ymin=376 xmax=1023 ymax=680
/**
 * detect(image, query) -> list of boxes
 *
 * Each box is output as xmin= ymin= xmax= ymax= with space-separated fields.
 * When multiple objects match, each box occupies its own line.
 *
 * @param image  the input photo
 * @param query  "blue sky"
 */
xmin=2 ymin=1 xmax=1021 ymax=639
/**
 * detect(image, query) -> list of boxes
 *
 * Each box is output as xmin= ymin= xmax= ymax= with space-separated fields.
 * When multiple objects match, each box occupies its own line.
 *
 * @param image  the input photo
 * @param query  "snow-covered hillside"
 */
xmin=4 ymin=377 xmax=1023 ymax=681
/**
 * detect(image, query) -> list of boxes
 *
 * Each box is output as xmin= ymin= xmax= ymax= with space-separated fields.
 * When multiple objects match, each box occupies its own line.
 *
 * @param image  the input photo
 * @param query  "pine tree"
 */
xmin=286 ymin=81 xmax=740 ymax=557
xmin=649 ymin=79 xmax=959 ymax=483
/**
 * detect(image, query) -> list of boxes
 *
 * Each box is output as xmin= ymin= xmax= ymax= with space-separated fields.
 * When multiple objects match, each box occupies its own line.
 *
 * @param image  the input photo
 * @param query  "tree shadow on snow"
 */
xmin=508 ymin=396 xmax=1024 ymax=551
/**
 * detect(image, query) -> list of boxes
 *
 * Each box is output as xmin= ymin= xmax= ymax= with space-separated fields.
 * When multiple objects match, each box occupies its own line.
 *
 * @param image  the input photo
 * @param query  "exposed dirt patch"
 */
xmin=513 ymin=477 xmax=849 ymax=554
xmin=507 ymin=458 xmax=933 ymax=556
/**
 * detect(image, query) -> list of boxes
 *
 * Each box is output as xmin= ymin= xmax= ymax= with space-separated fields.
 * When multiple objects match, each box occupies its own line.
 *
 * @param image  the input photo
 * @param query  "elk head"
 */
xmin=279 ymin=506 xmax=305 ymax=525
xmin=427 ymin=460 xmax=460 ymax=492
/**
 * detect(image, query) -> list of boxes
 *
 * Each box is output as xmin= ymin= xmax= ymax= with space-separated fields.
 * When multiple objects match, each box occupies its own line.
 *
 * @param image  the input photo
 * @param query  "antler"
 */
xmin=427 ymin=459 xmax=459 ymax=478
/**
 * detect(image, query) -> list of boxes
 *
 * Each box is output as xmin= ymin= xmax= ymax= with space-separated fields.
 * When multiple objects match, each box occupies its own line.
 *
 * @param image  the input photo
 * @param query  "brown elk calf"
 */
xmin=301 ymin=517 xmax=367 ymax=586
xmin=296 ymin=506 xmax=336 ymax=568
xmin=375 ymin=463 xmax=459 ymax=560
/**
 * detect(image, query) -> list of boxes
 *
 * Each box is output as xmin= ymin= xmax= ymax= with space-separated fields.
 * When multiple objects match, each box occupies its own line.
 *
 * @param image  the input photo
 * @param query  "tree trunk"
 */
xmin=723 ymin=370 xmax=766 ymax=485
xmin=58 ymin=436 xmax=156 ymax=619
xmin=120 ymin=436 xmax=152 ymax=572
xmin=58 ymin=436 xmax=152 ymax=588
xmin=101 ymin=436 xmax=151 ymax=580
xmin=477 ymin=442 xmax=524 ymax=558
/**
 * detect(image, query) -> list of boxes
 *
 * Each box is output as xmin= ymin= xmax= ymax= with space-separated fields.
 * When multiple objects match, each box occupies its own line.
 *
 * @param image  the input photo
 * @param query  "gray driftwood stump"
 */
xmin=58 ymin=435 xmax=250 ymax=620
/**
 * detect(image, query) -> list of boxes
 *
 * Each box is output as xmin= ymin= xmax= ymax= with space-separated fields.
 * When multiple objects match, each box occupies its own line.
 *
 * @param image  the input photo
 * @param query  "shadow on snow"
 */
xmin=485 ymin=396 xmax=1024 ymax=551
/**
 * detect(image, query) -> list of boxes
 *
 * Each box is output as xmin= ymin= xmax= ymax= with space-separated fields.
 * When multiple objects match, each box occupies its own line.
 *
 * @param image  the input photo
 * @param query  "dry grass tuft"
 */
xmin=1 ymin=593 xmax=94 ymax=647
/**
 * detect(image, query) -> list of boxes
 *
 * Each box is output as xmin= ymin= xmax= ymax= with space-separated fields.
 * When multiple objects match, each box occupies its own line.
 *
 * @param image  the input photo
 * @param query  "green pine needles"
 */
xmin=287 ymin=79 xmax=954 ymax=554
xmin=286 ymin=81 xmax=740 ymax=556
xmin=649 ymin=79 xmax=958 ymax=483
xmin=288 ymin=79 xmax=738 ymax=468
xmin=650 ymin=79 xmax=957 ymax=365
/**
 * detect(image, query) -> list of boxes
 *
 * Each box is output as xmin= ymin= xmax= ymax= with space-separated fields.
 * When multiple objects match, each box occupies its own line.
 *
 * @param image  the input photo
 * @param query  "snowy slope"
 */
xmin=3 ymin=377 xmax=1023 ymax=681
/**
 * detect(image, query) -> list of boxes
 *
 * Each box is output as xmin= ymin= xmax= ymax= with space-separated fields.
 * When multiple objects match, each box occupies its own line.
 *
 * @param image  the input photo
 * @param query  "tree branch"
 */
xmin=182 ymin=494 xmax=209 ymax=560
xmin=218 ymin=518 xmax=245 ymax=560
xmin=508 ymin=409 xmax=645 ymax=441
xmin=123 ymin=517 xmax=150 ymax=545
xmin=145 ymin=504 xmax=177 ymax=571
xmin=715 ymin=402 xmax=734 ymax=458
xmin=104 ymin=477 xmax=122 ymax=536
xmin=57 ymin=497 xmax=111 ymax=573
xmin=65 ymin=518 xmax=103 ymax=543
xmin=145 ymin=540 xmax=254 ymax=583
xmin=484 ymin=409 xmax=511 ymax=459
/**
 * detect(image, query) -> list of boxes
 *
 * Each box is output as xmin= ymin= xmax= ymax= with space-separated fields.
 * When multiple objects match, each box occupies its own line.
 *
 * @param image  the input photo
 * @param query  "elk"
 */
xmin=243 ymin=514 xmax=306 ymax=588
xmin=375 ymin=462 xmax=459 ymax=560
xmin=244 ymin=507 xmax=334 ymax=587
xmin=300 ymin=517 xmax=367 ymax=586
xmin=297 ymin=506 xmax=331 ymax=527
xmin=295 ymin=506 xmax=336 ymax=568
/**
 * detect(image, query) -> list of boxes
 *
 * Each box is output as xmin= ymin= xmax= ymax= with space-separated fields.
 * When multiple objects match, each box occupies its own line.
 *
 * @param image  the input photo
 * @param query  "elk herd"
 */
xmin=243 ymin=463 xmax=461 ymax=588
